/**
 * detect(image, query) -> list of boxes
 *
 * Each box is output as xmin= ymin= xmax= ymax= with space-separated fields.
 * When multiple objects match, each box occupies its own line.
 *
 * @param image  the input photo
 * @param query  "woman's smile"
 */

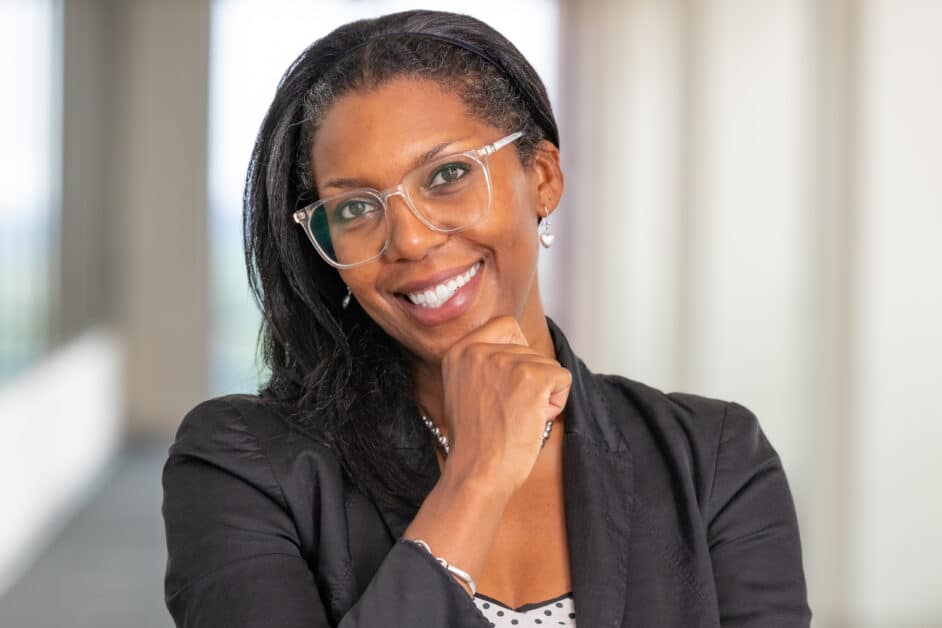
xmin=393 ymin=259 xmax=485 ymax=326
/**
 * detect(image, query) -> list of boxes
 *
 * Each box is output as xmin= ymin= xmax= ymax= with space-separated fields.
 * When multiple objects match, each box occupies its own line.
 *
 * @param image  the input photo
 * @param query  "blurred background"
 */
xmin=0 ymin=0 xmax=939 ymax=626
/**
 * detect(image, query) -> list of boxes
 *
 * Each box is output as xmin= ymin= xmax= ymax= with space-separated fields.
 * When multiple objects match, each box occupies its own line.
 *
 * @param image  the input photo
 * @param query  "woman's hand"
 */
xmin=437 ymin=316 xmax=572 ymax=496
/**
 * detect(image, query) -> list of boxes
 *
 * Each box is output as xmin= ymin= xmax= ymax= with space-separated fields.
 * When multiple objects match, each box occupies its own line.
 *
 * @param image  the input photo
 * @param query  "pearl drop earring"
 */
xmin=538 ymin=206 xmax=555 ymax=248
xmin=341 ymin=285 xmax=352 ymax=309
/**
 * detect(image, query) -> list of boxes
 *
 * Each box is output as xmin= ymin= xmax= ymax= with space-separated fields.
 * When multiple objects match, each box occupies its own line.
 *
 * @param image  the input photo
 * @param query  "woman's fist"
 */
xmin=436 ymin=316 xmax=571 ymax=495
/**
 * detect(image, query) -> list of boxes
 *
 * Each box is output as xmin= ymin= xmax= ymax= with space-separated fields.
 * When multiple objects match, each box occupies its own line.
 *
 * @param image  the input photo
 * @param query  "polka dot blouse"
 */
xmin=472 ymin=591 xmax=576 ymax=627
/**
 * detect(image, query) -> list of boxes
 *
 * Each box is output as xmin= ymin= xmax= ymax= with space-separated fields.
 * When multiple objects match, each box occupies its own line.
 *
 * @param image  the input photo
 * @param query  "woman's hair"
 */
xmin=244 ymin=9 xmax=559 ymax=510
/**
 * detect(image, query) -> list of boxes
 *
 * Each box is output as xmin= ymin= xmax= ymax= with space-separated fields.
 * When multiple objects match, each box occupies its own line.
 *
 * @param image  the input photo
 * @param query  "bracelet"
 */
xmin=405 ymin=538 xmax=477 ymax=596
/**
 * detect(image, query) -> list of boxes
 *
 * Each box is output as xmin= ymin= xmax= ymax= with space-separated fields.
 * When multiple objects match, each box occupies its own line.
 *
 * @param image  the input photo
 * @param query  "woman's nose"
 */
xmin=383 ymin=193 xmax=448 ymax=262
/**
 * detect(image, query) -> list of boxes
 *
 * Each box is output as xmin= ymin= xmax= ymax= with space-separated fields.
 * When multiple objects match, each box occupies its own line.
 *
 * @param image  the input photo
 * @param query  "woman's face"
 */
xmin=310 ymin=77 xmax=562 ymax=364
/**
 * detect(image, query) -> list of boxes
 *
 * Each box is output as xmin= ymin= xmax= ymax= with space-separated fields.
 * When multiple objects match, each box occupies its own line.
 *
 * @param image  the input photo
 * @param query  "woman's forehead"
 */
xmin=310 ymin=77 xmax=493 ymax=190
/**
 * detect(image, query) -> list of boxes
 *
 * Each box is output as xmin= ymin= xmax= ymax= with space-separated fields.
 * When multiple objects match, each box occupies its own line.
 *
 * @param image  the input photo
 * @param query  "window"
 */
xmin=0 ymin=0 xmax=60 ymax=385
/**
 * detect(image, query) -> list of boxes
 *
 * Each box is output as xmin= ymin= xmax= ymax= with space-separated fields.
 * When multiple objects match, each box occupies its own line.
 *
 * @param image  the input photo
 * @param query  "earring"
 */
xmin=538 ymin=206 xmax=555 ymax=248
xmin=341 ymin=285 xmax=352 ymax=309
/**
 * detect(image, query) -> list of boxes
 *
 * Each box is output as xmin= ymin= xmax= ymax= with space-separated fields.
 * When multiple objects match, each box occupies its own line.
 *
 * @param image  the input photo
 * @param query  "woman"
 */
xmin=162 ymin=9 xmax=811 ymax=628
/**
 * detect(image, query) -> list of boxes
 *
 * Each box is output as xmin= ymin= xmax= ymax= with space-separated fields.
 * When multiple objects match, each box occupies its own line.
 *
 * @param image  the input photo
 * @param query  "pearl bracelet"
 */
xmin=406 ymin=538 xmax=477 ymax=596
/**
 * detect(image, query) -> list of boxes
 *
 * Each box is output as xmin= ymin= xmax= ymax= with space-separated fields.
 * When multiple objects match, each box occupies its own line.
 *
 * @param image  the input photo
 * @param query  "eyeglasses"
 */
xmin=293 ymin=130 xmax=524 ymax=269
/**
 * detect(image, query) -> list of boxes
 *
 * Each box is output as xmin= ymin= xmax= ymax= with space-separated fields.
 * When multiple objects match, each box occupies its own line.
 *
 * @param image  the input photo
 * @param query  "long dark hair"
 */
xmin=244 ymin=9 xmax=559 ymax=511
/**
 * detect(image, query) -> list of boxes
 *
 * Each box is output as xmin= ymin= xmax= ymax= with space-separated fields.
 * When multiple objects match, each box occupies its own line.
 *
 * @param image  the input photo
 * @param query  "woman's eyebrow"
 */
xmin=321 ymin=137 xmax=467 ymax=190
xmin=410 ymin=138 xmax=465 ymax=170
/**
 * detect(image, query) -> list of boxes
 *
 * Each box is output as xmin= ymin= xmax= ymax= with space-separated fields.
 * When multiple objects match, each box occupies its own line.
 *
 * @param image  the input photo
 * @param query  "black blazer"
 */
xmin=162 ymin=317 xmax=812 ymax=627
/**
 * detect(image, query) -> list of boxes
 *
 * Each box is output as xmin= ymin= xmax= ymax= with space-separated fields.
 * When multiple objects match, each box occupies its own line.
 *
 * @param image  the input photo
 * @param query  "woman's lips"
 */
xmin=395 ymin=260 xmax=484 ymax=326
xmin=394 ymin=259 xmax=481 ymax=295
xmin=402 ymin=261 xmax=482 ymax=307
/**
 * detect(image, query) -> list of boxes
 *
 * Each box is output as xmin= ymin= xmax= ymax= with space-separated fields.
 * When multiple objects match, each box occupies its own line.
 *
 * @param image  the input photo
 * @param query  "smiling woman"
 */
xmin=161 ymin=9 xmax=811 ymax=628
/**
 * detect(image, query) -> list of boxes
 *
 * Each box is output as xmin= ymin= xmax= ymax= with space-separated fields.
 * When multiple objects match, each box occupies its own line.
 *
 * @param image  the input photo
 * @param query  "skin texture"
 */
xmin=310 ymin=77 xmax=572 ymax=606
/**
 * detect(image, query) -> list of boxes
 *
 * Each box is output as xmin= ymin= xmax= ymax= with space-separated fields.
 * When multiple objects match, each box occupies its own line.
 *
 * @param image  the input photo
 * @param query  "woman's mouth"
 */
xmin=404 ymin=261 xmax=482 ymax=308
xmin=394 ymin=260 xmax=484 ymax=326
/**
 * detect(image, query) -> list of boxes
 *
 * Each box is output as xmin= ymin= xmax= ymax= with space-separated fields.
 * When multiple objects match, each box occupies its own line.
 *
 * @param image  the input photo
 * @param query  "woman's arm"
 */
xmin=706 ymin=402 xmax=813 ymax=628
xmin=161 ymin=399 xmax=494 ymax=628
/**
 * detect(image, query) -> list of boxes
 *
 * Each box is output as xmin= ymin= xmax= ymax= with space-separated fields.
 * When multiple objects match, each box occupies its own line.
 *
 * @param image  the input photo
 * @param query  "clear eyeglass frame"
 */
xmin=292 ymin=130 xmax=524 ymax=269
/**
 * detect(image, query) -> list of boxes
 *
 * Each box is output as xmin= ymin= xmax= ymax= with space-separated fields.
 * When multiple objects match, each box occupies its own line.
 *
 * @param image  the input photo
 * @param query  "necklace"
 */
xmin=419 ymin=414 xmax=555 ymax=457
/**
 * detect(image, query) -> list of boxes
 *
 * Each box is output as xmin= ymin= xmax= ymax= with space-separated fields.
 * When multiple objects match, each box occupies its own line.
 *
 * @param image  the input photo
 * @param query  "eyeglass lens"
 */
xmin=307 ymin=152 xmax=491 ymax=266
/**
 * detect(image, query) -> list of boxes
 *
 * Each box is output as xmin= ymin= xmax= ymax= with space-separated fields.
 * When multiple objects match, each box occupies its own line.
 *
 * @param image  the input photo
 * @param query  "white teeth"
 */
xmin=406 ymin=261 xmax=481 ymax=309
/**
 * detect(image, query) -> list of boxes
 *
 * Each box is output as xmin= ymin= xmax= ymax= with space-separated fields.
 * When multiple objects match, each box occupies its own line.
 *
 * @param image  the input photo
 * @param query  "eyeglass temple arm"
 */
xmin=482 ymin=130 xmax=524 ymax=156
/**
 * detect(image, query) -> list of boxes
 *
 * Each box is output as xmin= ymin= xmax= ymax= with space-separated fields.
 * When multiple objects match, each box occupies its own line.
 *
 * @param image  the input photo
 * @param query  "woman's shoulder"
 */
xmin=166 ymin=393 xmax=343 ymax=503
xmin=162 ymin=394 xmax=350 ymax=607
xmin=169 ymin=393 xmax=263 ymax=453
xmin=171 ymin=392 xmax=330 ymax=450
xmin=591 ymin=372 xmax=775 ymax=470
xmin=591 ymin=372 xmax=787 ymax=526
xmin=171 ymin=393 xmax=302 ymax=456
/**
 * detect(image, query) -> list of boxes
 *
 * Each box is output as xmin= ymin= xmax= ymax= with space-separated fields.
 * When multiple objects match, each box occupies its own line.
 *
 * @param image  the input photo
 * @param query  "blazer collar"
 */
xmin=547 ymin=315 xmax=628 ymax=451
xmin=378 ymin=316 xmax=633 ymax=628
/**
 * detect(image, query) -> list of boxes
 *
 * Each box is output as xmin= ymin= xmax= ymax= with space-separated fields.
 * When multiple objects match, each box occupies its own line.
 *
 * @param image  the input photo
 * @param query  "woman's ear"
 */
xmin=528 ymin=139 xmax=565 ymax=215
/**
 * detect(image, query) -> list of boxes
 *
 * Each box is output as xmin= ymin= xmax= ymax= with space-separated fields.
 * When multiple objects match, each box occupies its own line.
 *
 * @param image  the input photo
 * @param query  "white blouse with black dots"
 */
xmin=472 ymin=591 xmax=576 ymax=627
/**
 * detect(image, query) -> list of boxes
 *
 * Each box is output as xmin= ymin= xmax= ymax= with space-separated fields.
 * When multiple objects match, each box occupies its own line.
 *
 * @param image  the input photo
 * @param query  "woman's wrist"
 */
xmin=405 ymin=538 xmax=477 ymax=596
xmin=402 ymin=467 xmax=510 ymax=596
xmin=440 ymin=463 xmax=515 ymax=505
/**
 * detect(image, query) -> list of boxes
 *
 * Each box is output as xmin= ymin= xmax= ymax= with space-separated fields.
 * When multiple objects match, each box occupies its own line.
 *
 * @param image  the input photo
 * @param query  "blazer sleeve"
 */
xmin=705 ymin=401 xmax=813 ymax=628
xmin=161 ymin=398 xmax=488 ymax=628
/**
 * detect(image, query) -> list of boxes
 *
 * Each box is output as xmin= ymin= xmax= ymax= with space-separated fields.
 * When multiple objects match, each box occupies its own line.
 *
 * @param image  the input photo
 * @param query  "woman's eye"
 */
xmin=336 ymin=200 xmax=378 ymax=222
xmin=428 ymin=163 xmax=470 ymax=188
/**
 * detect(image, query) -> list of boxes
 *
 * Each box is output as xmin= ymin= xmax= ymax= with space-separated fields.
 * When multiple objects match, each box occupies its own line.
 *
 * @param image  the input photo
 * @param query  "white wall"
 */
xmin=850 ymin=1 xmax=942 ymax=625
xmin=555 ymin=0 xmax=685 ymax=391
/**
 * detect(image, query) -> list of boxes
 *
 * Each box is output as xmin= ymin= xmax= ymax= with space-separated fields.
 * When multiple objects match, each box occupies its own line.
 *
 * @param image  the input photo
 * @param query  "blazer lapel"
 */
xmin=378 ymin=317 xmax=634 ymax=628
xmin=562 ymin=434 xmax=632 ymax=627
xmin=551 ymin=317 xmax=633 ymax=628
